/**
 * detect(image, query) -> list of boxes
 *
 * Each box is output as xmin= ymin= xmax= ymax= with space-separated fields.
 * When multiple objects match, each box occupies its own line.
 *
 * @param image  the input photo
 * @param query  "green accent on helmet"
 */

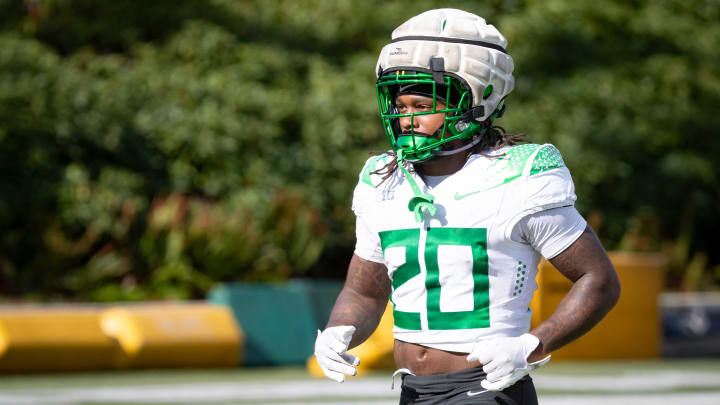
xmin=376 ymin=70 xmax=487 ymax=163
xmin=483 ymin=85 xmax=493 ymax=99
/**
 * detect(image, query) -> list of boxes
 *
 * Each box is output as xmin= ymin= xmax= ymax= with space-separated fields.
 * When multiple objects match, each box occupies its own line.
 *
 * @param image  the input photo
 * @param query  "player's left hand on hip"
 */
xmin=466 ymin=333 xmax=551 ymax=391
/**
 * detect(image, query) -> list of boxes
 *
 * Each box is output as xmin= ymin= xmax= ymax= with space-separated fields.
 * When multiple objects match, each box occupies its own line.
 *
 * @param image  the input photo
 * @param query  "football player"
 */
xmin=314 ymin=8 xmax=620 ymax=405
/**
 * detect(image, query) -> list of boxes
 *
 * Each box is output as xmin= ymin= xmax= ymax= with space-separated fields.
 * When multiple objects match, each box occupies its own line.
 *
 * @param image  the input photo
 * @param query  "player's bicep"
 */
xmin=345 ymin=253 xmax=391 ymax=301
xmin=549 ymin=225 xmax=616 ymax=284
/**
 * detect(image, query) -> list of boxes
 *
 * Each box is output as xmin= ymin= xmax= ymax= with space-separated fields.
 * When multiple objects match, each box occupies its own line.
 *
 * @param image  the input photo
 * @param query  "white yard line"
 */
xmin=540 ymin=392 xmax=720 ymax=405
xmin=533 ymin=371 xmax=720 ymax=391
xmin=263 ymin=395 xmax=720 ymax=405
xmin=0 ymin=371 xmax=718 ymax=405
xmin=0 ymin=380 xmax=394 ymax=404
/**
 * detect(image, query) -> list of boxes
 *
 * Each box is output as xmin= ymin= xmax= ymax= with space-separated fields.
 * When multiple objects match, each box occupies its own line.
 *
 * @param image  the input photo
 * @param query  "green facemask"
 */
xmin=375 ymin=70 xmax=504 ymax=222
xmin=376 ymin=70 xmax=483 ymax=163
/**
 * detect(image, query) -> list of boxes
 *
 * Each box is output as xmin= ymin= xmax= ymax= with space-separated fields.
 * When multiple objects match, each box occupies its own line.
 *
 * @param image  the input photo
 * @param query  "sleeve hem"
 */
xmin=542 ymin=215 xmax=587 ymax=259
xmin=503 ymin=201 xmax=575 ymax=242
xmin=353 ymin=249 xmax=385 ymax=264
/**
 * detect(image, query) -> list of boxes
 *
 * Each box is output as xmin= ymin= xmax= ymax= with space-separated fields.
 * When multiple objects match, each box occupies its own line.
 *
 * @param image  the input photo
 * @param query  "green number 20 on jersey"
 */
xmin=379 ymin=227 xmax=489 ymax=330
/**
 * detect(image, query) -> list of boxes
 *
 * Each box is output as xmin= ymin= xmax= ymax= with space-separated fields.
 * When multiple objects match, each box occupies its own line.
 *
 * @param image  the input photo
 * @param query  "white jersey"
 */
xmin=352 ymin=143 xmax=580 ymax=353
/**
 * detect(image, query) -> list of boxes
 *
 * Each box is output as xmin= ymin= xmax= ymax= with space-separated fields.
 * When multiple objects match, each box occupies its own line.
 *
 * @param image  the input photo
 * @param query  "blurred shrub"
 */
xmin=0 ymin=0 xmax=718 ymax=299
xmin=500 ymin=0 xmax=720 ymax=289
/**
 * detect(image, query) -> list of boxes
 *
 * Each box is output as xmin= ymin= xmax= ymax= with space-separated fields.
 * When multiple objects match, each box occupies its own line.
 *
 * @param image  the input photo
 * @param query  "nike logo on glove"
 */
xmin=466 ymin=389 xmax=489 ymax=397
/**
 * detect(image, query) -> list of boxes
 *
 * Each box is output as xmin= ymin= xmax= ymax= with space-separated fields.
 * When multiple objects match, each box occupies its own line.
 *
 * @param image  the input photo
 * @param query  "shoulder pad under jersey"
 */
xmin=497 ymin=143 xmax=577 ymax=238
xmin=493 ymin=143 xmax=567 ymax=182
xmin=467 ymin=144 xmax=543 ymax=191
xmin=499 ymin=143 xmax=545 ymax=184
xmin=529 ymin=144 xmax=566 ymax=175
xmin=359 ymin=154 xmax=391 ymax=189
xmin=522 ymin=144 xmax=576 ymax=211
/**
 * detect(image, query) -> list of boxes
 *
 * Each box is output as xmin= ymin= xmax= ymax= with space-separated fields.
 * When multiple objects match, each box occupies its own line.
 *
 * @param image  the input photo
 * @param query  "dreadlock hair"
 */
xmin=370 ymin=126 xmax=528 ymax=184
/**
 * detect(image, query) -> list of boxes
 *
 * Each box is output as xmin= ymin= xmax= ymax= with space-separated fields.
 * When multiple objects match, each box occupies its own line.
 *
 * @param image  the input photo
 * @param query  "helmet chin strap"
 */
xmin=431 ymin=134 xmax=482 ymax=157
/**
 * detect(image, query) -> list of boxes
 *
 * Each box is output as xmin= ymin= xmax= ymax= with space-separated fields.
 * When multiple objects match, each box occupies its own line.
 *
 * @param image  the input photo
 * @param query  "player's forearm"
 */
xmin=528 ymin=226 xmax=621 ymax=361
xmin=326 ymin=254 xmax=391 ymax=349
xmin=327 ymin=286 xmax=387 ymax=348
xmin=529 ymin=271 xmax=619 ymax=360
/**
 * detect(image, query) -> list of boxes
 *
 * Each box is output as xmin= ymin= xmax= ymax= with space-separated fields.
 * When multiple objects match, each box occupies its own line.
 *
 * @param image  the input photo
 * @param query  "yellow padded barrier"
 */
xmin=100 ymin=303 xmax=243 ymax=368
xmin=0 ymin=307 xmax=117 ymax=372
xmin=308 ymin=301 xmax=395 ymax=377
xmin=307 ymin=251 xmax=665 ymax=374
xmin=530 ymin=252 xmax=666 ymax=359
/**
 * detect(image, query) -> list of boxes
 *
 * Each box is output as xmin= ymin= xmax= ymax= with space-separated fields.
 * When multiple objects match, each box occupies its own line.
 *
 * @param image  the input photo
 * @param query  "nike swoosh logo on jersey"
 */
xmin=467 ymin=389 xmax=489 ymax=396
xmin=454 ymin=190 xmax=482 ymax=200
xmin=454 ymin=172 xmax=522 ymax=200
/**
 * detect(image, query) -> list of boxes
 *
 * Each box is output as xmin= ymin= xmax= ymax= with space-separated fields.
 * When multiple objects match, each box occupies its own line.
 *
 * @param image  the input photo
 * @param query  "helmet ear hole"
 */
xmin=482 ymin=85 xmax=493 ymax=100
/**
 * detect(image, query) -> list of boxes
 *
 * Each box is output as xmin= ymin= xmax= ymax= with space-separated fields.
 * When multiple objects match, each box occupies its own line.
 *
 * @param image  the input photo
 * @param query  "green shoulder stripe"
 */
xmin=499 ymin=144 xmax=543 ymax=184
xmin=453 ymin=144 xmax=545 ymax=200
xmin=361 ymin=154 xmax=389 ymax=188
xmin=530 ymin=144 xmax=565 ymax=176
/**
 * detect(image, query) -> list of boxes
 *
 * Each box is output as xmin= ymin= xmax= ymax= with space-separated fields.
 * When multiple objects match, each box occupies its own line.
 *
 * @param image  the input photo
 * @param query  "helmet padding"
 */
xmin=376 ymin=8 xmax=514 ymax=122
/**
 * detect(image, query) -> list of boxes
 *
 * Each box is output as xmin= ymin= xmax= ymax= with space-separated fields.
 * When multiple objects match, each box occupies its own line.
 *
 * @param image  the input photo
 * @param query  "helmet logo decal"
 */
xmin=390 ymin=47 xmax=408 ymax=56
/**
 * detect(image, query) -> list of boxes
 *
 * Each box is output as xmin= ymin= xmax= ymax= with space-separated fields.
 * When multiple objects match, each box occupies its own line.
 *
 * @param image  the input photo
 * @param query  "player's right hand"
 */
xmin=314 ymin=325 xmax=360 ymax=383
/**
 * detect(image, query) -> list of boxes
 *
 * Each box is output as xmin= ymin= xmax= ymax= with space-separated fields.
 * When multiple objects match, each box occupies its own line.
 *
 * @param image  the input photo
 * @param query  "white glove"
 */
xmin=314 ymin=325 xmax=360 ymax=383
xmin=466 ymin=333 xmax=551 ymax=391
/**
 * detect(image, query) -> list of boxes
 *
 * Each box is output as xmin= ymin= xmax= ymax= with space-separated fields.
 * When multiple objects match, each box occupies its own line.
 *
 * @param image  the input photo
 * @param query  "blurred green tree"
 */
xmin=0 ymin=0 xmax=718 ymax=300
xmin=500 ymin=0 xmax=720 ymax=289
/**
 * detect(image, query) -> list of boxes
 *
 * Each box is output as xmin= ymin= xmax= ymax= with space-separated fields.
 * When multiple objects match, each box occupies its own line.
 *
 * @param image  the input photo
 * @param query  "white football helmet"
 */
xmin=375 ymin=9 xmax=515 ymax=162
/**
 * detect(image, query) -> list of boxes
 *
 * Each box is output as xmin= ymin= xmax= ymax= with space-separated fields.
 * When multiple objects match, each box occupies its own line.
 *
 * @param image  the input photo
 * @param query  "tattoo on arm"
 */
xmin=529 ymin=226 xmax=621 ymax=360
xmin=327 ymin=254 xmax=392 ymax=349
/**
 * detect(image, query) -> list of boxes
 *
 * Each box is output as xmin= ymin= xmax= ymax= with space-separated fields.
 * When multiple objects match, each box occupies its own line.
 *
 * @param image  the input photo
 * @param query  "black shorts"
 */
xmin=399 ymin=367 xmax=538 ymax=405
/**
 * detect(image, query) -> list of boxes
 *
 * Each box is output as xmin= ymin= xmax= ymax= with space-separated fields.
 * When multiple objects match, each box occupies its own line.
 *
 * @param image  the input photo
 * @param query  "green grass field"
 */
xmin=0 ymin=359 xmax=718 ymax=404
